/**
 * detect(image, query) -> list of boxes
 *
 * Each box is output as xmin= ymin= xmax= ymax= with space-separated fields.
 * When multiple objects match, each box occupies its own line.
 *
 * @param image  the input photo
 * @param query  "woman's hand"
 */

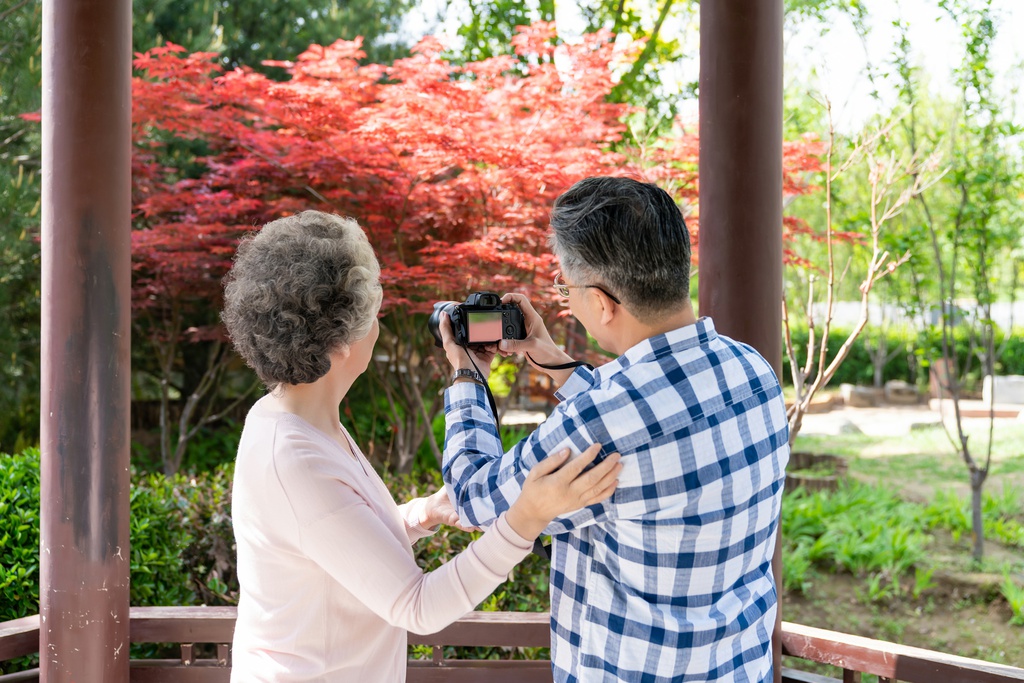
xmin=418 ymin=487 xmax=477 ymax=531
xmin=505 ymin=444 xmax=622 ymax=540
xmin=418 ymin=488 xmax=459 ymax=529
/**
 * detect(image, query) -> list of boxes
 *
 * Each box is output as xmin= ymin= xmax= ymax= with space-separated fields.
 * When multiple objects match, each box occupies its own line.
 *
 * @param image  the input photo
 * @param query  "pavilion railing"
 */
xmin=2 ymin=608 xmax=1023 ymax=682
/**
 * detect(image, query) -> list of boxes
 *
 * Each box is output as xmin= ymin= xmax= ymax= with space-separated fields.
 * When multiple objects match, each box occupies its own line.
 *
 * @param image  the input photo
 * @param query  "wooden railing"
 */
xmin=3 ymin=608 xmax=1024 ymax=682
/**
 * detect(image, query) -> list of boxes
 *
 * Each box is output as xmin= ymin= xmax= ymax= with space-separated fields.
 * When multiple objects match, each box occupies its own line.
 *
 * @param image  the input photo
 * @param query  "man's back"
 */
xmin=444 ymin=318 xmax=789 ymax=682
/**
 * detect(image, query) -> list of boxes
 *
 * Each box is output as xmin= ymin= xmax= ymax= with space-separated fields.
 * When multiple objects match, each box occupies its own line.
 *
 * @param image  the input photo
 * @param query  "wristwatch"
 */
xmin=451 ymin=368 xmax=485 ymax=386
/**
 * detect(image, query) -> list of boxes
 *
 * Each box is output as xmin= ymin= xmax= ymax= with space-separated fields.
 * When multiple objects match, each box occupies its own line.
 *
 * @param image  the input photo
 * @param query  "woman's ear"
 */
xmin=329 ymin=344 xmax=352 ymax=365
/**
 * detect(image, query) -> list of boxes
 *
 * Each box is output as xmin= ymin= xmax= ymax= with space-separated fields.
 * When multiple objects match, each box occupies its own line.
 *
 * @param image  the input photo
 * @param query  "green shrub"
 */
xmin=923 ymin=487 xmax=1024 ymax=549
xmin=182 ymin=420 xmax=243 ymax=473
xmin=128 ymin=465 xmax=238 ymax=607
xmin=914 ymin=325 xmax=1024 ymax=391
xmin=131 ymin=419 xmax=243 ymax=476
xmin=0 ymin=448 xmax=40 ymax=623
xmin=1002 ymin=572 xmax=1024 ymax=627
xmin=782 ymin=324 xmax=917 ymax=387
xmin=130 ymin=473 xmax=195 ymax=607
xmin=1000 ymin=332 xmax=1024 ymax=378
xmin=782 ymin=542 xmax=815 ymax=595
xmin=1 ymin=449 xmax=214 ymax=672
xmin=0 ymin=450 xmax=237 ymax=621
xmin=173 ymin=465 xmax=237 ymax=605
xmin=341 ymin=379 xmax=405 ymax=460
xmin=782 ymin=481 xmax=930 ymax=599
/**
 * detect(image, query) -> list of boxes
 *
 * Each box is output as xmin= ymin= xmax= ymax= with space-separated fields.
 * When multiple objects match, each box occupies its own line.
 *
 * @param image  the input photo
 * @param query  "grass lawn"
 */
xmin=794 ymin=422 xmax=1024 ymax=500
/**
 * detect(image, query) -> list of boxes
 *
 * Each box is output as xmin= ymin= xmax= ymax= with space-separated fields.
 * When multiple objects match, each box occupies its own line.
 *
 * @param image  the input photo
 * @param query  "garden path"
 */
xmin=799 ymin=402 xmax=1023 ymax=438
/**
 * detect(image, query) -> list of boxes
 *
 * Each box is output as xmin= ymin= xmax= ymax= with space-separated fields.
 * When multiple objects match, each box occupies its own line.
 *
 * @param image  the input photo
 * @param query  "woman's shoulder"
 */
xmin=240 ymin=407 xmax=349 ymax=474
xmin=239 ymin=411 xmax=372 ymax=521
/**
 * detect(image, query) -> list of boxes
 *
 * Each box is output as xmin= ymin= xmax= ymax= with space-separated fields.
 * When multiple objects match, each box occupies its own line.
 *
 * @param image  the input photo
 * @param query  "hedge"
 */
xmin=0 ymin=450 xmax=235 ymax=623
xmin=781 ymin=324 xmax=1024 ymax=389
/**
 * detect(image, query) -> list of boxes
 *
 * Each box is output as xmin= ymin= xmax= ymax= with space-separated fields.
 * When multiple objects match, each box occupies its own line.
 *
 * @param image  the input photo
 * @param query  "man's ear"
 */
xmin=596 ymin=290 xmax=618 ymax=326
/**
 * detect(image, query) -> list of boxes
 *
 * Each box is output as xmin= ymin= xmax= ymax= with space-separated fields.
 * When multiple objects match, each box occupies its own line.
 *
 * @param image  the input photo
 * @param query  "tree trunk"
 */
xmin=871 ymin=335 xmax=886 ymax=388
xmin=970 ymin=467 xmax=986 ymax=563
xmin=787 ymin=411 xmax=804 ymax=450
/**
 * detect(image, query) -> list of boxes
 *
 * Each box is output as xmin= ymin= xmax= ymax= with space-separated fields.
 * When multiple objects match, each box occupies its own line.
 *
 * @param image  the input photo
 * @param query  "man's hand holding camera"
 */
xmin=497 ymin=293 xmax=578 ymax=388
xmin=430 ymin=290 xmax=525 ymax=385
xmin=432 ymin=290 xmax=579 ymax=390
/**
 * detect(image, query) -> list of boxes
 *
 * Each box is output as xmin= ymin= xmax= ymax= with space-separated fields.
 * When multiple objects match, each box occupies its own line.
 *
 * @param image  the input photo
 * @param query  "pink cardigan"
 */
xmin=230 ymin=397 xmax=533 ymax=682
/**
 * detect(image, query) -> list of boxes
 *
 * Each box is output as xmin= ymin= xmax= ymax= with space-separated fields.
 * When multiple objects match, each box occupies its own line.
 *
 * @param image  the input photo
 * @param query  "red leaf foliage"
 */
xmin=130 ymin=23 xmax=825 ymax=330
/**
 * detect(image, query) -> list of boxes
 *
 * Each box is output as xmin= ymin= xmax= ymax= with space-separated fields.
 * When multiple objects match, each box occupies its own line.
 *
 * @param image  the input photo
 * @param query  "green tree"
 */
xmin=133 ymin=0 xmax=414 ymax=70
xmin=446 ymin=0 xmax=874 ymax=138
xmin=0 ymin=0 xmax=42 ymax=452
xmin=877 ymin=1 xmax=1023 ymax=562
xmin=453 ymin=0 xmax=556 ymax=62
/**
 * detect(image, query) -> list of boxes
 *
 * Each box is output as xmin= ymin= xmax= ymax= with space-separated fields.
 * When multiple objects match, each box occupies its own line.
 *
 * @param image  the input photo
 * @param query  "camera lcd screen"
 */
xmin=467 ymin=311 xmax=504 ymax=343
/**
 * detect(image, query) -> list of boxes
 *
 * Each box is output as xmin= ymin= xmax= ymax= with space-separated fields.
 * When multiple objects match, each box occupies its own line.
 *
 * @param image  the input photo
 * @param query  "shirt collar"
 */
xmin=592 ymin=317 xmax=718 ymax=381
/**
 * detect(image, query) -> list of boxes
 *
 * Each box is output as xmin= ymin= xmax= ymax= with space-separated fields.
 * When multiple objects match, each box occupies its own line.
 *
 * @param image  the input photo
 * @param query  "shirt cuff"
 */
xmin=554 ymin=365 xmax=596 ymax=402
xmin=444 ymin=379 xmax=490 ymax=412
xmin=401 ymin=498 xmax=439 ymax=542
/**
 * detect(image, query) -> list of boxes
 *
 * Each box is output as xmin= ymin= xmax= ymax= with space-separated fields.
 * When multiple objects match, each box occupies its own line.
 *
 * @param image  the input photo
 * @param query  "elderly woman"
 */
xmin=221 ymin=210 xmax=621 ymax=683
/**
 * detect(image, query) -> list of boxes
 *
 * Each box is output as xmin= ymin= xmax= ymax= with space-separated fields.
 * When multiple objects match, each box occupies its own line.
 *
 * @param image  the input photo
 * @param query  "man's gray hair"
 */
xmin=222 ymin=210 xmax=382 ymax=391
xmin=550 ymin=176 xmax=691 ymax=322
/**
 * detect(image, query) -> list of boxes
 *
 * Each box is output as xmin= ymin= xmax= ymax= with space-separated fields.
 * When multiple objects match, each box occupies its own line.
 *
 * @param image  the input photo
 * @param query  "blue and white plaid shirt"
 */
xmin=443 ymin=318 xmax=789 ymax=683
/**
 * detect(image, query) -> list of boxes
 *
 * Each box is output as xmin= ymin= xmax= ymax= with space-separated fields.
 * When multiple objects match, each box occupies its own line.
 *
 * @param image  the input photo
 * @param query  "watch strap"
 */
xmin=451 ymin=368 xmax=485 ymax=386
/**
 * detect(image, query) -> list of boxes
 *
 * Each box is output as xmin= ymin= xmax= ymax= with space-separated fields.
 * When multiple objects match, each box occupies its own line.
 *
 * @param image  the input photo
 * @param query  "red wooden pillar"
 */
xmin=40 ymin=0 xmax=132 ymax=680
xmin=698 ymin=2 xmax=785 ymax=682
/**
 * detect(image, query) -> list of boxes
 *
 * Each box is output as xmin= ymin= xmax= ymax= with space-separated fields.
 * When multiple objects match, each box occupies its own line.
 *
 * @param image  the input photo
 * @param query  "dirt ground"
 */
xmin=784 ymin=539 xmax=1024 ymax=669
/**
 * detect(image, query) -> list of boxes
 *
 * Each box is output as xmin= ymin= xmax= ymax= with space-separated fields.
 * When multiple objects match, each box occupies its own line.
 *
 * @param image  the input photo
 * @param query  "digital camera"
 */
xmin=428 ymin=291 xmax=527 ymax=348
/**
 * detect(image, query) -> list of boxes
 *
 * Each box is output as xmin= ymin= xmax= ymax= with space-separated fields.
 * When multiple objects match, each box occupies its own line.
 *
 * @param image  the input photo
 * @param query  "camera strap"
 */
xmin=525 ymin=354 xmax=593 ymax=372
xmin=460 ymin=351 xmax=592 ymax=427
xmin=461 ymin=351 xmax=501 ymax=426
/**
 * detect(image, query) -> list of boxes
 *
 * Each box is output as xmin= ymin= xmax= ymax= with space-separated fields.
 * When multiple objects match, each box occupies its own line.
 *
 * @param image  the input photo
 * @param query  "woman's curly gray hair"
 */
xmin=222 ymin=211 xmax=382 ymax=390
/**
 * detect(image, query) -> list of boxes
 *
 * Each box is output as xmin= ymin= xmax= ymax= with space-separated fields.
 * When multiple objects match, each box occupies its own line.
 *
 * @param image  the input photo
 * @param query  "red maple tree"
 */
xmin=130 ymin=22 xmax=824 ymax=473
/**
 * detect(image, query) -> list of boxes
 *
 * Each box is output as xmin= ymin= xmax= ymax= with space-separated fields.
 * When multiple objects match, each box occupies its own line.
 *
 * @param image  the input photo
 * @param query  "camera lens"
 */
xmin=428 ymin=301 xmax=459 ymax=348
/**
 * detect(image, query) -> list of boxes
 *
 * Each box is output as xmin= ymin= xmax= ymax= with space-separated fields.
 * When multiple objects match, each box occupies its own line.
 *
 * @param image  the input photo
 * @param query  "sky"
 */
xmin=404 ymin=0 xmax=1024 ymax=134
xmin=785 ymin=0 xmax=1024 ymax=132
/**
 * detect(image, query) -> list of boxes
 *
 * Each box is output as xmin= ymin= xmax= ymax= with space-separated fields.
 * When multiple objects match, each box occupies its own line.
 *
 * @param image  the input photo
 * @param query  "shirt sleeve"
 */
xmin=553 ymin=364 xmax=597 ymax=402
xmin=442 ymin=366 xmax=620 ymax=535
xmin=298 ymin=491 xmax=532 ymax=635
xmin=271 ymin=435 xmax=534 ymax=635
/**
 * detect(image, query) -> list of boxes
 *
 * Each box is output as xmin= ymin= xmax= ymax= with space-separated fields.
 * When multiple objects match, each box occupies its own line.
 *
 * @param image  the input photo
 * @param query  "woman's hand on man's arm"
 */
xmin=418 ymin=487 xmax=478 ymax=531
xmin=505 ymin=443 xmax=621 ymax=541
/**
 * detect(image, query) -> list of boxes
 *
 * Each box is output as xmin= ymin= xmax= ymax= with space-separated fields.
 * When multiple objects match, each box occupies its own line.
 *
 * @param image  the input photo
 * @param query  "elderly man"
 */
xmin=439 ymin=175 xmax=790 ymax=683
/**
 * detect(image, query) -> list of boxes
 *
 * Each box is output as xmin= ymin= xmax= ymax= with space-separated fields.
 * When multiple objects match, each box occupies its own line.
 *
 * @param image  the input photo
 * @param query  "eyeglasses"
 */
xmin=553 ymin=271 xmax=621 ymax=304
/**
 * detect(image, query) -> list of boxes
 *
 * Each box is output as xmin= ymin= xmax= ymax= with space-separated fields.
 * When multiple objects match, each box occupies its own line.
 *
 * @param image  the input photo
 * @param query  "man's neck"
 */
xmin=611 ymin=304 xmax=699 ymax=355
